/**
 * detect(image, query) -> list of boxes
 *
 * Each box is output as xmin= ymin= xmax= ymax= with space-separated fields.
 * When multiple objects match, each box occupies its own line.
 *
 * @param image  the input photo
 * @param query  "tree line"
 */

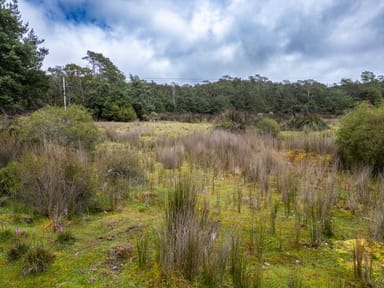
xmin=1 ymin=1 xmax=384 ymax=120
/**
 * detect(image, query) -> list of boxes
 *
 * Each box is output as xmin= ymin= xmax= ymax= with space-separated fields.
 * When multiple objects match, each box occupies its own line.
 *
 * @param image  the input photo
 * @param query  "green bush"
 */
xmin=110 ymin=103 xmax=137 ymax=122
xmin=14 ymin=105 xmax=100 ymax=151
xmin=256 ymin=118 xmax=280 ymax=136
xmin=0 ymin=163 xmax=19 ymax=196
xmin=336 ymin=103 xmax=384 ymax=172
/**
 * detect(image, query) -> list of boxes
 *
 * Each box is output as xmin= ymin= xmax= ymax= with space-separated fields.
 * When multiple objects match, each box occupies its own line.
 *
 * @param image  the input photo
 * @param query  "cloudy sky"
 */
xmin=18 ymin=0 xmax=384 ymax=84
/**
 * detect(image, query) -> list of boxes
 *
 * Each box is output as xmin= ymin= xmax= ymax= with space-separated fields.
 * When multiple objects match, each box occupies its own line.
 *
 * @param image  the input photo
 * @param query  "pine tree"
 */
xmin=0 ymin=0 xmax=48 ymax=114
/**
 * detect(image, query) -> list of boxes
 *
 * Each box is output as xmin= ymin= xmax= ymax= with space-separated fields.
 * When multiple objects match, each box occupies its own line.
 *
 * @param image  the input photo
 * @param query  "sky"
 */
xmin=17 ymin=0 xmax=384 ymax=84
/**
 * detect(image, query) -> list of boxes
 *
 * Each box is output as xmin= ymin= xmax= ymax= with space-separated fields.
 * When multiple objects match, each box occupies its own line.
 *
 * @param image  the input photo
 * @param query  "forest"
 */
xmin=1 ymin=1 xmax=383 ymax=120
xmin=1 ymin=2 xmax=384 ymax=288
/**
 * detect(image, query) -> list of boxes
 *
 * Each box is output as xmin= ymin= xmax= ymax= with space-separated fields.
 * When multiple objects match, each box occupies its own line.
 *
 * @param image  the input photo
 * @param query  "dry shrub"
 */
xmin=346 ymin=167 xmax=372 ymax=214
xmin=370 ymin=175 xmax=384 ymax=241
xmin=9 ymin=144 xmax=96 ymax=224
xmin=0 ymin=130 xmax=23 ymax=168
xmin=242 ymin=147 xmax=282 ymax=193
xmin=182 ymin=130 xmax=279 ymax=175
xmin=157 ymin=142 xmax=184 ymax=169
xmin=183 ymin=130 xmax=246 ymax=172
xmin=97 ymin=146 xmax=146 ymax=210
xmin=22 ymin=247 xmax=55 ymax=274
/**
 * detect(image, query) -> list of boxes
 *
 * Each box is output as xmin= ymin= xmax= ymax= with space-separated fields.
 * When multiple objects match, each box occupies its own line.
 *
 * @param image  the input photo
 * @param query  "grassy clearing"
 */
xmin=1 ymin=121 xmax=383 ymax=287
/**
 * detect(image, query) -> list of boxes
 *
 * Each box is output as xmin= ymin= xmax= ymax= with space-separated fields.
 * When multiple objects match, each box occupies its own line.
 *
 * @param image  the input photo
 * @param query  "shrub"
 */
xmin=96 ymin=146 xmax=146 ymax=210
xmin=102 ymin=102 xmax=137 ymax=122
xmin=256 ymin=118 xmax=280 ymax=137
xmin=336 ymin=103 xmax=384 ymax=172
xmin=7 ymin=240 xmax=30 ymax=261
xmin=0 ymin=162 xmax=19 ymax=196
xmin=283 ymin=114 xmax=328 ymax=131
xmin=0 ymin=130 xmax=22 ymax=168
xmin=14 ymin=105 xmax=100 ymax=151
xmin=8 ymin=144 xmax=96 ymax=220
xmin=22 ymin=247 xmax=55 ymax=274
xmin=157 ymin=143 xmax=185 ymax=169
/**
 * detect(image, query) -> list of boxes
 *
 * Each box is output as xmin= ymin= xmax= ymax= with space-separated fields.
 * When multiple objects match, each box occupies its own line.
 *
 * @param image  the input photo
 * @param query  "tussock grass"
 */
xmin=1 ymin=120 xmax=384 ymax=287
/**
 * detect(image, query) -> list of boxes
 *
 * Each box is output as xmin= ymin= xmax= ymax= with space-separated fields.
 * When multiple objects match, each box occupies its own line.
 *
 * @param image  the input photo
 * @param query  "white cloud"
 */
xmin=17 ymin=0 xmax=384 ymax=83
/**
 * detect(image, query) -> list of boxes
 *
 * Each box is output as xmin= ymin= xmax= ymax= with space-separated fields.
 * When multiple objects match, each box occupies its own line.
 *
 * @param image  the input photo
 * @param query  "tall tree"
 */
xmin=0 ymin=0 xmax=48 ymax=113
xmin=83 ymin=50 xmax=125 ymax=83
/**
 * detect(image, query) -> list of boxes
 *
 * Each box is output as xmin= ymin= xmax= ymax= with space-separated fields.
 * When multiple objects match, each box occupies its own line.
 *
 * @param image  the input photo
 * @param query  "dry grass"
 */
xmin=157 ymin=140 xmax=185 ymax=170
xmin=283 ymin=131 xmax=337 ymax=156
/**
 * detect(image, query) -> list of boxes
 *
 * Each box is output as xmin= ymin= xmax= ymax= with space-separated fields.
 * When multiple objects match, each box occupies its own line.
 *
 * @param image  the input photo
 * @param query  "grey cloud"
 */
xmin=20 ymin=0 xmax=384 ymax=83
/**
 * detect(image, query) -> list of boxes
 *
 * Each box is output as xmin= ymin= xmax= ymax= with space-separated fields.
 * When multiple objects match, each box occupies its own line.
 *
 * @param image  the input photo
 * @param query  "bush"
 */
xmin=14 ymin=105 xmax=100 ymax=151
xmin=283 ymin=114 xmax=328 ymax=131
xmin=22 ymin=247 xmax=55 ymax=274
xmin=157 ymin=143 xmax=185 ymax=169
xmin=0 ymin=130 xmax=22 ymax=168
xmin=102 ymin=102 xmax=137 ymax=122
xmin=96 ymin=146 xmax=146 ymax=210
xmin=256 ymin=118 xmax=280 ymax=137
xmin=7 ymin=144 xmax=96 ymax=219
xmin=336 ymin=103 xmax=384 ymax=172
xmin=0 ymin=163 xmax=19 ymax=196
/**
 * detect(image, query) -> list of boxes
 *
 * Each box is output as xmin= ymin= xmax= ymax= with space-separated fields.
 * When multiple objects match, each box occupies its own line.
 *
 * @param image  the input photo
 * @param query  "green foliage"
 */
xmin=136 ymin=234 xmax=150 ymax=270
xmin=0 ymin=0 xmax=48 ymax=113
xmin=103 ymin=102 xmax=137 ymax=122
xmin=83 ymin=50 xmax=125 ymax=83
xmin=0 ymin=227 xmax=13 ymax=241
xmin=283 ymin=114 xmax=328 ymax=131
xmin=358 ymin=87 xmax=382 ymax=105
xmin=22 ymin=247 xmax=55 ymax=274
xmin=129 ymin=75 xmax=155 ymax=120
xmin=256 ymin=118 xmax=280 ymax=136
xmin=0 ymin=162 xmax=19 ymax=196
xmin=216 ymin=119 xmax=236 ymax=130
xmin=15 ymin=105 xmax=100 ymax=150
xmin=337 ymin=103 xmax=384 ymax=172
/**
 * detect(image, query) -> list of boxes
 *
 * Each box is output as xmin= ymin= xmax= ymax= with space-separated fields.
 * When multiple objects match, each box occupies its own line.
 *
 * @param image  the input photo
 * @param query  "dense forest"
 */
xmin=1 ymin=2 xmax=384 ymax=121
xmin=46 ymin=62 xmax=384 ymax=120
